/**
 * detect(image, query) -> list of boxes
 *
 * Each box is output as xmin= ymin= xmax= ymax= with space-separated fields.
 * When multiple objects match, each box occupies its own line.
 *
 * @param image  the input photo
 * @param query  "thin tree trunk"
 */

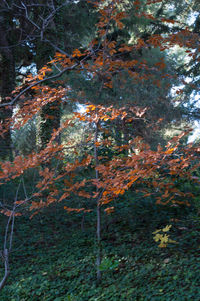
xmin=39 ymin=100 xmax=61 ymax=149
xmin=36 ymin=53 xmax=61 ymax=151
xmin=96 ymin=201 xmax=101 ymax=282
xmin=94 ymin=120 xmax=101 ymax=282
xmin=0 ymin=249 xmax=9 ymax=291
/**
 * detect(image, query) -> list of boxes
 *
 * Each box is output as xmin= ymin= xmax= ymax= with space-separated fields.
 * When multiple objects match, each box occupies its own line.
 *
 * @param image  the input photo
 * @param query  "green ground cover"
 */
xmin=0 ymin=198 xmax=199 ymax=301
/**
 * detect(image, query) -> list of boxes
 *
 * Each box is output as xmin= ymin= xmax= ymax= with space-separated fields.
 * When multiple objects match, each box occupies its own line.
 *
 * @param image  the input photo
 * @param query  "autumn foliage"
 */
xmin=0 ymin=0 xmax=200 ymax=286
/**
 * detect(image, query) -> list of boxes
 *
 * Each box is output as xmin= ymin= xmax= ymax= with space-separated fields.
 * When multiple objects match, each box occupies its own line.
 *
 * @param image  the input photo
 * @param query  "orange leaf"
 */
xmin=104 ymin=207 xmax=114 ymax=214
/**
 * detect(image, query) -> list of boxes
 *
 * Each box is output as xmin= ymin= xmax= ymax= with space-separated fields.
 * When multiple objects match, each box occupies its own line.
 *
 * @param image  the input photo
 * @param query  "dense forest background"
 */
xmin=0 ymin=0 xmax=200 ymax=300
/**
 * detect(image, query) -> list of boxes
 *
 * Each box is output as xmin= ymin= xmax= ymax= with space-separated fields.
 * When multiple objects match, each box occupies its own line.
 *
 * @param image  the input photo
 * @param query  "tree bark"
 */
xmin=0 ymin=17 xmax=15 ymax=160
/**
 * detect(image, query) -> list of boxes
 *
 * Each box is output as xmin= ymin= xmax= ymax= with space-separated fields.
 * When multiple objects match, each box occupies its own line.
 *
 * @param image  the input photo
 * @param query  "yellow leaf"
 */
xmin=154 ymin=233 xmax=162 ymax=242
xmin=152 ymin=229 xmax=161 ymax=234
xmin=162 ymin=225 xmax=172 ymax=232
xmin=168 ymin=239 xmax=177 ymax=244
xmin=160 ymin=234 xmax=169 ymax=243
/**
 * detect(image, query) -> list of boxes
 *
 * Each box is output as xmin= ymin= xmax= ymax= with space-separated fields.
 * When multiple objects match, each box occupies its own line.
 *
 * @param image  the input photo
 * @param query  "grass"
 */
xmin=0 ymin=198 xmax=199 ymax=300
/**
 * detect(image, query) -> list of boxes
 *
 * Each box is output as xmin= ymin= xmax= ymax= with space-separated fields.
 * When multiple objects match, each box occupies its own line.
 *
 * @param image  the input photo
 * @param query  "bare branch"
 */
xmin=2 ymin=0 xmax=10 ymax=9
xmin=0 ymin=180 xmax=21 ymax=291
xmin=0 ymin=156 xmax=66 ymax=291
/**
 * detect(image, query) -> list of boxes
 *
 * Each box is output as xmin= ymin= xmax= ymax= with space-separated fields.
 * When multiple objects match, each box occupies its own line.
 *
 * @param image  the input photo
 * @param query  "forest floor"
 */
xmin=0 ymin=198 xmax=199 ymax=301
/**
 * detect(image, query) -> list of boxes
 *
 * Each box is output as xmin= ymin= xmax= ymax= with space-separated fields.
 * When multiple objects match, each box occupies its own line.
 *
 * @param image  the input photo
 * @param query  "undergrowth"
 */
xmin=0 ymin=198 xmax=199 ymax=301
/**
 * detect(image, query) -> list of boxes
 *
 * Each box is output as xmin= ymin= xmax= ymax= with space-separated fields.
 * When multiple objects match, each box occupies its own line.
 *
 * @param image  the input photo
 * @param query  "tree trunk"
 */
xmin=94 ymin=121 xmax=101 ymax=283
xmin=39 ymin=100 xmax=61 ymax=148
xmin=36 ymin=48 xmax=61 ymax=150
xmin=0 ymin=18 xmax=15 ymax=161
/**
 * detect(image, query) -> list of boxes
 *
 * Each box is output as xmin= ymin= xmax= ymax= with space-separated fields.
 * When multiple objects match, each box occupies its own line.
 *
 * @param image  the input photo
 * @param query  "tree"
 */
xmin=0 ymin=0 xmax=200 ymax=288
xmin=0 ymin=7 xmax=15 ymax=160
xmin=0 ymin=0 xmax=97 ymax=156
xmin=65 ymin=0 xmax=194 ymax=148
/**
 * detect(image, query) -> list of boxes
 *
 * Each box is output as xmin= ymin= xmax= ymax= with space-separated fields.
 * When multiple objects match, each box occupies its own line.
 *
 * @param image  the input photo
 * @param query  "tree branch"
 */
xmin=0 ymin=63 xmax=78 ymax=108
